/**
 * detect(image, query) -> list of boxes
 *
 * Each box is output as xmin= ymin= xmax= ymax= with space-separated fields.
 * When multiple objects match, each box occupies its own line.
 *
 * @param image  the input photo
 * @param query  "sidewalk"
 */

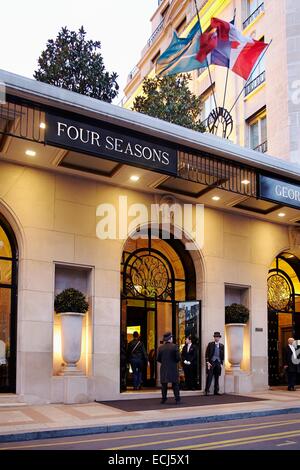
xmin=0 ymin=389 xmax=300 ymax=443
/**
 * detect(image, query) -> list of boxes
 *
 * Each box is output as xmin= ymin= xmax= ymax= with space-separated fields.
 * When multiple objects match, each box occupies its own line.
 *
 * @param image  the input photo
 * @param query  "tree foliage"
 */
xmin=132 ymin=74 xmax=204 ymax=132
xmin=34 ymin=26 xmax=119 ymax=103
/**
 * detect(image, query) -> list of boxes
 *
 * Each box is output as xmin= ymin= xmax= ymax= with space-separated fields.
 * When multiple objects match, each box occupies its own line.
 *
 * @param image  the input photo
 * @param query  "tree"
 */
xmin=34 ymin=26 xmax=119 ymax=103
xmin=132 ymin=74 xmax=204 ymax=132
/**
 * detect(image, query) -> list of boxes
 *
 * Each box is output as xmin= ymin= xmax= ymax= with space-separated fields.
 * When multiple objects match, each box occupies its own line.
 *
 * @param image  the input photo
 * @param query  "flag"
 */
xmin=229 ymin=39 xmax=268 ymax=80
xmin=196 ymin=17 xmax=236 ymax=69
xmin=210 ymin=17 xmax=268 ymax=80
xmin=156 ymin=21 xmax=207 ymax=76
xmin=196 ymin=30 xmax=218 ymax=63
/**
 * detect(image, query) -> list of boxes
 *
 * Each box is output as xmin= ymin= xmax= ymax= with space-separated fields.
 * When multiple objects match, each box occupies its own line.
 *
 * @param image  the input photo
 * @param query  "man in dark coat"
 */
xmin=181 ymin=335 xmax=197 ymax=390
xmin=157 ymin=332 xmax=181 ymax=404
xmin=204 ymin=332 xmax=224 ymax=396
xmin=127 ymin=331 xmax=148 ymax=390
xmin=284 ymin=337 xmax=299 ymax=391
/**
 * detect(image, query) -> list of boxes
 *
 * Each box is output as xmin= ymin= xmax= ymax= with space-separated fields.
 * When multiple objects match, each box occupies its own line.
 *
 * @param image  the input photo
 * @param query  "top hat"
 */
xmin=163 ymin=332 xmax=173 ymax=342
xmin=213 ymin=332 xmax=222 ymax=338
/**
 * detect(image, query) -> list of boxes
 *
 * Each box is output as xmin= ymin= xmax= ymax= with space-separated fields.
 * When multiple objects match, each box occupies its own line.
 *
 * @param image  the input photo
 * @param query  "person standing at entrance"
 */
xmin=204 ymin=332 xmax=224 ymax=396
xmin=284 ymin=337 xmax=299 ymax=391
xmin=181 ymin=335 xmax=197 ymax=390
xmin=157 ymin=332 xmax=181 ymax=404
xmin=127 ymin=331 xmax=148 ymax=390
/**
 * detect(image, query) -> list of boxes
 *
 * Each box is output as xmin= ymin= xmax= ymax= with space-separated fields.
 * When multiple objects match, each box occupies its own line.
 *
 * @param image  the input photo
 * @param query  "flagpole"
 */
xmin=193 ymin=0 xmax=217 ymax=109
xmin=222 ymin=9 xmax=236 ymax=109
xmin=229 ymin=39 xmax=272 ymax=114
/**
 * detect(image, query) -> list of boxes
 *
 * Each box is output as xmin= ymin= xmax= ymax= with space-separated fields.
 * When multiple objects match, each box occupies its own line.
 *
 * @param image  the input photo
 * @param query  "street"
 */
xmin=2 ymin=413 xmax=300 ymax=450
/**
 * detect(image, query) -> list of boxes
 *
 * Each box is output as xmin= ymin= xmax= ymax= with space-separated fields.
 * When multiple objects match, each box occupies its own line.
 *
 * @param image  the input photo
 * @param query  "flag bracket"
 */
xmin=207 ymin=107 xmax=233 ymax=139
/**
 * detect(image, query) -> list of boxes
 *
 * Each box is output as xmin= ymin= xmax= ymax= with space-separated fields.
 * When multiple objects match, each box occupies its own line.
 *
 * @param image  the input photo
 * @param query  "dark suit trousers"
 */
xmin=183 ymin=365 xmax=196 ymax=389
xmin=161 ymin=383 xmax=180 ymax=401
xmin=287 ymin=370 xmax=297 ymax=389
xmin=205 ymin=361 xmax=222 ymax=393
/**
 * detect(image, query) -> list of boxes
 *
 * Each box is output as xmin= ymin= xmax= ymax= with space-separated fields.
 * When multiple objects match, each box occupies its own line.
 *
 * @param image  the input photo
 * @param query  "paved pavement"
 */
xmin=1 ymin=388 xmax=300 ymax=443
xmin=2 ymin=413 xmax=300 ymax=450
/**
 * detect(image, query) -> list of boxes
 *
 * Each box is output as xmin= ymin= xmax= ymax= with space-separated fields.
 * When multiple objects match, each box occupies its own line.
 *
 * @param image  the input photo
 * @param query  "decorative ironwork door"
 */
xmin=268 ymin=310 xmax=280 ymax=386
xmin=0 ymin=217 xmax=18 ymax=393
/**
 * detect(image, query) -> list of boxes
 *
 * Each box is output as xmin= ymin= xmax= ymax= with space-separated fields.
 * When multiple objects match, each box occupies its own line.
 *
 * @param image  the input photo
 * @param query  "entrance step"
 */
xmin=0 ymin=394 xmax=26 ymax=407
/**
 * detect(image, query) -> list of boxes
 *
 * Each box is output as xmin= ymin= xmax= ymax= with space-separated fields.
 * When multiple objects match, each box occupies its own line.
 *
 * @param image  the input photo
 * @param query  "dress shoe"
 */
xmin=161 ymin=398 xmax=167 ymax=404
xmin=175 ymin=399 xmax=181 ymax=405
xmin=204 ymin=391 xmax=209 ymax=396
xmin=214 ymin=392 xmax=222 ymax=396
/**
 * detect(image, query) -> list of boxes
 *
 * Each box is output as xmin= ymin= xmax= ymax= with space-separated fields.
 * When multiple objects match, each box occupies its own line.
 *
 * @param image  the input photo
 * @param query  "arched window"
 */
xmin=0 ymin=216 xmax=18 ymax=392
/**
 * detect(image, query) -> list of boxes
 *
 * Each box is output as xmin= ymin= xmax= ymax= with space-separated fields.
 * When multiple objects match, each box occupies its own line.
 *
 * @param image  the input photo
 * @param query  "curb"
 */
xmin=1 ymin=407 xmax=300 ymax=443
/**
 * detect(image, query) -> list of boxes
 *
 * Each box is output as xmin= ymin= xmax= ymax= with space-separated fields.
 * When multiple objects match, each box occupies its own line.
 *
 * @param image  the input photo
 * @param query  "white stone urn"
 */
xmin=59 ymin=312 xmax=85 ymax=375
xmin=226 ymin=323 xmax=246 ymax=370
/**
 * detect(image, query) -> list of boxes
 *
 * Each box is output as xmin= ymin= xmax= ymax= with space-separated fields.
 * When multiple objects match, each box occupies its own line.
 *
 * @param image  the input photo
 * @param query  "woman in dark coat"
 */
xmin=157 ymin=332 xmax=180 ymax=404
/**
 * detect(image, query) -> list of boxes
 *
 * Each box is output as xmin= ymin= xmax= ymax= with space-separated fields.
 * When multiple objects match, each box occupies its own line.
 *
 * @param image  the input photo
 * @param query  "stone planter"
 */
xmin=59 ymin=312 xmax=85 ymax=375
xmin=225 ymin=323 xmax=246 ymax=370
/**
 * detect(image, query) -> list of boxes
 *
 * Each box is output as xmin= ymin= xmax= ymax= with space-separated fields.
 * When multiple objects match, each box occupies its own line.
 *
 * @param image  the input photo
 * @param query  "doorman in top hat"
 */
xmin=204 ymin=332 xmax=224 ymax=396
xmin=157 ymin=332 xmax=181 ymax=404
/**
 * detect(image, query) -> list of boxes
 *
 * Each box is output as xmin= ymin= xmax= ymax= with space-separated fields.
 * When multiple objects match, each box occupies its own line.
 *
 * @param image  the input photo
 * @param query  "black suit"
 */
xmin=205 ymin=341 xmax=224 ymax=394
xmin=157 ymin=342 xmax=180 ymax=401
xmin=284 ymin=345 xmax=299 ymax=390
xmin=181 ymin=343 xmax=197 ymax=389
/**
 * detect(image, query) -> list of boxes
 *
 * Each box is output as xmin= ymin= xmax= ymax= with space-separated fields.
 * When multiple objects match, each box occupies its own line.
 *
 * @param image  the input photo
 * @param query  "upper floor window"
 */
xmin=176 ymin=17 xmax=187 ymax=34
xmin=161 ymin=3 xmax=170 ymax=18
xmin=248 ymin=0 xmax=261 ymax=16
xmin=201 ymin=88 xmax=215 ymax=123
xmin=245 ymin=36 xmax=266 ymax=96
xmin=249 ymin=112 xmax=267 ymax=153
xmin=151 ymin=50 xmax=161 ymax=64
xmin=243 ymin=1 xmax=264 ymax=29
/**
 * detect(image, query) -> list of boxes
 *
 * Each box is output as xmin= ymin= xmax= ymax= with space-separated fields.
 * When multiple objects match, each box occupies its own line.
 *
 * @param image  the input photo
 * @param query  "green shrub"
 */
xmin=225 ymin=303 xmax=249 ymax=324
xmin=54 ymin=288 xmax=89 ymax=314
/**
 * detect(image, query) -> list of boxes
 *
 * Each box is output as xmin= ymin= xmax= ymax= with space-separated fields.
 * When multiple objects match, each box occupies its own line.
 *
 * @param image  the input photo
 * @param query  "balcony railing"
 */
xmin=243 ymin=3 xmax=265 ymax=29
xmin=245 ymin=71 xmax=266 ymax=96
xmin=148 ymin=19 xmax=165 ymax=48
xmin=254 ymin=140 xmax=268 ymax=153
xmin=127 ymin=65 xmax=139 ymax=82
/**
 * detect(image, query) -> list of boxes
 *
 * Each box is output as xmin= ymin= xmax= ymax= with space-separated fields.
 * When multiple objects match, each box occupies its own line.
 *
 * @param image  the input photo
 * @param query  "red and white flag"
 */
xmin=206 ymin=17 xmax=268 ymax=80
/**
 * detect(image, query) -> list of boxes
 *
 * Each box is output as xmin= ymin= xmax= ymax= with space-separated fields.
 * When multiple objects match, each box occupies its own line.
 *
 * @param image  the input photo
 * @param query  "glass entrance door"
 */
xmin=0 ymin=221 xmax=18 ymax=393
xmin=176 ymin=301 xmax=201 ymax=389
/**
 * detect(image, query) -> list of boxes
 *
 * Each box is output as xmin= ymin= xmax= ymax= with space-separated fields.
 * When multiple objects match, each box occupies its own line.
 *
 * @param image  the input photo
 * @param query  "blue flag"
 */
xmin=156 ymin=22 xmax=206 ymax=76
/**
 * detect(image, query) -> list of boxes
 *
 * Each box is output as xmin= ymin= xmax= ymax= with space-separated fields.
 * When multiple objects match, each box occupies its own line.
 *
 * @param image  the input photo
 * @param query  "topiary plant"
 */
xmin=54 ymin=288 xmax=89 ymax=314
xmin=225 ymin=303 xmax=250 ymax=324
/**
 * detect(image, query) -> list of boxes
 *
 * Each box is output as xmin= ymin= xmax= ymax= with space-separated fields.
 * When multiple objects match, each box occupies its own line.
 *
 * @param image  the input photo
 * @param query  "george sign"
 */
xmin=259 ymin=175 xmax=300 ymax=209
xmin=45 ymin=113 xmax=178 ymax=176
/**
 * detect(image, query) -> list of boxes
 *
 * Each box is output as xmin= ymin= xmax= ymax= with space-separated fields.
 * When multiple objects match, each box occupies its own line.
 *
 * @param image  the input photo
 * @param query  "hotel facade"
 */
xmin=0 ymin=33 xmax=300 ymax=402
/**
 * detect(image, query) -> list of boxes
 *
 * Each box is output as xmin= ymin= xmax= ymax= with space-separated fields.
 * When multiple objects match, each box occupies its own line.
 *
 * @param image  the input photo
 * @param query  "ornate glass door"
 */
xmin=0 ymin=218 xmax=18 ymax=393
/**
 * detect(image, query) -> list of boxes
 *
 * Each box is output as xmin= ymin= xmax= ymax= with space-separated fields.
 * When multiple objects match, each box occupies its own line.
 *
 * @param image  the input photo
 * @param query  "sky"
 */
xmin=0 ymin=1 xmax=158 ymax=103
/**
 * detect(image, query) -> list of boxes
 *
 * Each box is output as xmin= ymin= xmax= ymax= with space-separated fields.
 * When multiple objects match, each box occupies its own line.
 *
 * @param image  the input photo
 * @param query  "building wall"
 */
xmin=124 ymin=0 xmax=297 ymax=166
xmin=0 ymin=160 xmax=291 ymax=402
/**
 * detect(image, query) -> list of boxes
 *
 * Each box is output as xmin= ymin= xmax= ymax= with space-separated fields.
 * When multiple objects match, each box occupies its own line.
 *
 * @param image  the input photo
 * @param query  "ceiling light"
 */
xmin=40 ymin=122 xmax=46 ymax=129
xmin=278 ymin=213 xmax=286 ymax=218
xmin=130 ymin=175 xmax=140 ymax=182
xmin=25 ymin=150 xmax=36 ymax=157
xmin=212 ymin=196 xmax=220 ymax=201
xmin=241 ymin=179 xmax=250 ymax=185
